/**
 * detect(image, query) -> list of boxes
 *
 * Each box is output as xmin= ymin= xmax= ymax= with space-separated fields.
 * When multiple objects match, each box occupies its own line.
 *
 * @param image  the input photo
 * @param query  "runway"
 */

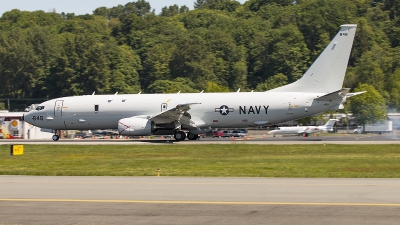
xmin=1 ymin=135 xmax=399 ymax=224
xmin=1 ymin=176 xmax=400 ymax=224
xmin=1 ymin=132 xmax=400 ymax=145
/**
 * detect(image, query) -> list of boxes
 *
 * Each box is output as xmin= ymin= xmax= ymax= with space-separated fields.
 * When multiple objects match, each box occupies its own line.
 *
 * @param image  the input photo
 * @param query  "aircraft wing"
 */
xmin=150 ymin=103 xmax=201 ymax=125
xmin=300 ymin=127 xmax=311 ymax=134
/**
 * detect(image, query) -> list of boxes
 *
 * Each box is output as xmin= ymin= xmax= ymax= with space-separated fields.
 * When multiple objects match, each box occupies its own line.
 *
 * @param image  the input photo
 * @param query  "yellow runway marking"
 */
xmin=1 ymin=199 xmax=400 ymax=207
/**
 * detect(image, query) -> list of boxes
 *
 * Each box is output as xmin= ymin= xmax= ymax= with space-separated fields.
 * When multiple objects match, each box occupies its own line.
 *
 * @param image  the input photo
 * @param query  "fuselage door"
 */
xmin=54 ymin=100 xmax=63 ymax=117
xmin=161 ymin=103 xmax=168 ymax=112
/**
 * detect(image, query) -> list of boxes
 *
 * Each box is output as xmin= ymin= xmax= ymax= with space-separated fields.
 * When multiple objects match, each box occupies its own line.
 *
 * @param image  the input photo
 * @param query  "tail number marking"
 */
xmin=32 ymin=116 xmax=44 ymax=121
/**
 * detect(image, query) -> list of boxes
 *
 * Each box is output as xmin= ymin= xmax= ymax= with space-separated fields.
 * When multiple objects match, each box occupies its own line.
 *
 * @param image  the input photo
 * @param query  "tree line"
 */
xmin=0 ymin=0 xmax=399 ymax=119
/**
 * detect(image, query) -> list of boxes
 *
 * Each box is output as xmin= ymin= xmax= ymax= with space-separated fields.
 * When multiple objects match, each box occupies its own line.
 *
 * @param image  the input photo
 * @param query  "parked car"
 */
xmin=236 ymin=128 xmax=248 ymax=134
xmin=230 ymin=130 xmax=247 ymax=138
xmin=212 ymin=130 xmax=223 ymax=138
xmin=92 ymin=134 xmax=105 ymax=139
xmin=74 ymin=132 xmax=91 ymax=139
xmin=221 ymin=130 xmax=232 ymax=137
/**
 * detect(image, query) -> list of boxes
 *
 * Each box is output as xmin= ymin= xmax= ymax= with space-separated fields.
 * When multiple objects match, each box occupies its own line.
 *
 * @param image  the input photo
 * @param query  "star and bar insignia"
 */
xmin=215 ymin=105 xmax=234 ymax=116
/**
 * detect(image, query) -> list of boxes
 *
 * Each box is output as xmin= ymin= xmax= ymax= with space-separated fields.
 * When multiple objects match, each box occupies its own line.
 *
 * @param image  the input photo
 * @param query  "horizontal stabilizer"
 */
xmin=345 ymin=91 xmax=366 ymax=98
xmin=334 ymin=90 xmax=366 ymax=110
xmin=315 ymin=88 xmax=350 ymax=102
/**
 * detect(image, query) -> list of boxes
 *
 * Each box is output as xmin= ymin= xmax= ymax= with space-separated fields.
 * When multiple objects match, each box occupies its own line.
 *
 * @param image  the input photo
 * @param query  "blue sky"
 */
xmin=0 ymin=0 xmax=247 ymax=16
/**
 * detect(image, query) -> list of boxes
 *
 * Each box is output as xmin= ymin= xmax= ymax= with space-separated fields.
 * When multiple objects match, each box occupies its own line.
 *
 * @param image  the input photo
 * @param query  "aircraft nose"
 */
xmin=23 ymin=111 xmax=32 ymax=124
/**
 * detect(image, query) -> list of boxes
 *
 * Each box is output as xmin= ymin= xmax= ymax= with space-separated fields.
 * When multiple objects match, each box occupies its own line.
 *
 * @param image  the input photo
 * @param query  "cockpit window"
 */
xmin=36 ymin=106 xmax=45 ymax=111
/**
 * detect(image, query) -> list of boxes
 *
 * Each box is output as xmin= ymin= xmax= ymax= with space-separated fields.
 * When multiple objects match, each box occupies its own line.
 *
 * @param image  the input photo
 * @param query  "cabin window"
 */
xmin=95 ymin=105 xmax=99 ymax=113
xmin=161 ymin=103 xmax=168 ymax=112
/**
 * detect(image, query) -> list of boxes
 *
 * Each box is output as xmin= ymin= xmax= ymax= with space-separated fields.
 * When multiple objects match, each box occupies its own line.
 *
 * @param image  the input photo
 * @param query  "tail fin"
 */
xmin=270 ymin=24 xmax=357 ymax=93
xmin=324 ymin=119 xmax=338 ymax=127
xmin=323 ymin=119 xmax=338 ymax=131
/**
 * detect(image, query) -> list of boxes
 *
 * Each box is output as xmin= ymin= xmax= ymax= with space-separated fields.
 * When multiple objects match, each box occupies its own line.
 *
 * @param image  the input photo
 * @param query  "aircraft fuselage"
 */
xmin=25 ymin=92 xmax=336 ymax=131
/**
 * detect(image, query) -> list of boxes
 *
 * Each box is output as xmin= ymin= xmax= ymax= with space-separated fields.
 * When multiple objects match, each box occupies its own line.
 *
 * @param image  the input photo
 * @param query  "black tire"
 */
xmin=187 ymin=133 xmax=199 ymax=140
xmin=52 ymin=135 xmax=60 ymax=141
xmin=174 ymin=131 xmax=186 ymax=141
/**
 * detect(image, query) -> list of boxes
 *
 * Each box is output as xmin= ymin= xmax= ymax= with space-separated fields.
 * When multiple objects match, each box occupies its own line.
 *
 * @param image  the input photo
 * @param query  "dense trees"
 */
xmin=350 ymin=84 xmax=387 ymax=125
xmin=0 ymin=0 xmax=399 ymax=113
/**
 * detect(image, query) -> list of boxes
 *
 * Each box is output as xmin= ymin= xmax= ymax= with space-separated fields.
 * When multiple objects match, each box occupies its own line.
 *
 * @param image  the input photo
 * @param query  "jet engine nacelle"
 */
xmin=118 ymin=117 xmax=154 ymax=136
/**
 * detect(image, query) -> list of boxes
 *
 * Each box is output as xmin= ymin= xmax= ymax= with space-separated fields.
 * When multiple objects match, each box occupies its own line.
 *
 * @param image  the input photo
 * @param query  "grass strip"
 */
xmin=1 ymin=144 xmax=400 ymax=177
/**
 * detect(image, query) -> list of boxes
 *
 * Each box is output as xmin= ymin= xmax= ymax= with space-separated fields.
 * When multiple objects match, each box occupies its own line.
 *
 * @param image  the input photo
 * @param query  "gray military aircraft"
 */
xmin=24 ymin=24 xmax=359 ymax=141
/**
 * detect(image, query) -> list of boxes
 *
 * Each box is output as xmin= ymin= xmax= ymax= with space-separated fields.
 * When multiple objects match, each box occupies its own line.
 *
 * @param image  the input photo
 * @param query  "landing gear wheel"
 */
xmin=174 ymin=131 xmax=186 ymax=141
xmin=187 ymin=133 xmax=199 ymax=140
xmin=52 ymin=135 xmax=60 ymax=141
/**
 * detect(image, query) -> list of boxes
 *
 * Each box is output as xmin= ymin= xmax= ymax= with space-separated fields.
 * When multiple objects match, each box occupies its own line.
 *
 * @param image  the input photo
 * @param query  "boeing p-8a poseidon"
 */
xmin=25 ymin=24 xmax=360 ymax=141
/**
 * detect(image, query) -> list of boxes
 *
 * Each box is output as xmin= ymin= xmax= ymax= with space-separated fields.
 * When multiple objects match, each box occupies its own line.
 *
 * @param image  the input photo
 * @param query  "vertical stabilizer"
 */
xmin=270 ymin=24 xmax=357 ymax=93
xmin=324 ymin=119 xmax=338 ymax=127
xmin=322 ymin=119 xmax=338 ymax=131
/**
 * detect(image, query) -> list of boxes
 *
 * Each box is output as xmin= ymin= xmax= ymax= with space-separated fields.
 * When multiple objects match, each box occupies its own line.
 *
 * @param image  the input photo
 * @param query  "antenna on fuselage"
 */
xmin=92 ymin=91 xmax=95 ymax=95
xmin=138 ymin=91 xmax=141 ymax=94
xmin=237 ymin=88 xmax=240 ymax=93
xmin=177 ymin=91 xmax=181 ymax=94
xmin=114 ymin=92 xmax=118 ymax=95
xmin=200 ymin=90 xmax=204 ymax=93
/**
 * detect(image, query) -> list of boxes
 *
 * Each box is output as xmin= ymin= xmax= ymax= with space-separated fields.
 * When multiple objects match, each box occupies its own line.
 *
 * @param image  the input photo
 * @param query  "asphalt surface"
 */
xmin=1 ymin=176 xmax=400 ymax=225
xmin=1 ymin=135 xmax=399 ymax=224
xmin=1 ymin=132 xmax=400 ymax=145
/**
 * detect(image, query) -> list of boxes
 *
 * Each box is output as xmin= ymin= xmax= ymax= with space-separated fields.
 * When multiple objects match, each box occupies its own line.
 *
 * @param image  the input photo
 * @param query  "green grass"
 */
xmin=1 ymin=144 xmax=400 ymax=177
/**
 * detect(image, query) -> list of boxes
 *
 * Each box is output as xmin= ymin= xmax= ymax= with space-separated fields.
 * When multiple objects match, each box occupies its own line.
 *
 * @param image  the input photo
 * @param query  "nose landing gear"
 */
xmin=52 ymin=130 xmax=60 ymax=141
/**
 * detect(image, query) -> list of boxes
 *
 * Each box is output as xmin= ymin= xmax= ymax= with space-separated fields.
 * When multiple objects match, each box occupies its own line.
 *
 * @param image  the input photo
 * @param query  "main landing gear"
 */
xmin=187 ymin=133 xmax=199 ymax=140
xmin=173 ymin=131 xmax=199 ymax=141
xmin=174 ymin=131 xmax=186 ymax=141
